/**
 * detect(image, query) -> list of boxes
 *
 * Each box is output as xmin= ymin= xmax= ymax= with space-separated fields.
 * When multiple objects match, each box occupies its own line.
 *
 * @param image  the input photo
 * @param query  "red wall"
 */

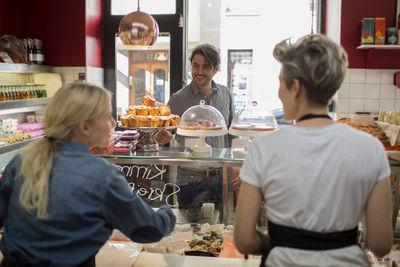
xmin=341 ymin=0 xmax=400 ymax=69
xmin=0 ymin=2 xmax=22 ymax=37
xmin=0 ymin=0 xmax=102 ymax=67
xmin=85 ymin=0 xmax=103 ymax=67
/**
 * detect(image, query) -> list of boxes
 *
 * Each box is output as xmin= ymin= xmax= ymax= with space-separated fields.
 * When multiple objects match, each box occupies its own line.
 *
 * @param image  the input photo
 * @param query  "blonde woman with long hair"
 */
xmin=0 ymin=83 xmax=176 ymax=267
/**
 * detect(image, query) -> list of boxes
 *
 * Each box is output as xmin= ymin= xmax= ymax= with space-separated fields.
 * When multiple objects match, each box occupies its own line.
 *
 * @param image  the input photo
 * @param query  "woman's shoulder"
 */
xmin=56 ymin=151 xmax=121 ymax=182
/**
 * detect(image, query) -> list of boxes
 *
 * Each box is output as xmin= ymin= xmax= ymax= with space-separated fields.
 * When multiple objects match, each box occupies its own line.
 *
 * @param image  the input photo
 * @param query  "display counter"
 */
xmin=131 ymin=252 xmax=260 ymax=267
xmin=101 ymin=147 xmax=244 ymax=225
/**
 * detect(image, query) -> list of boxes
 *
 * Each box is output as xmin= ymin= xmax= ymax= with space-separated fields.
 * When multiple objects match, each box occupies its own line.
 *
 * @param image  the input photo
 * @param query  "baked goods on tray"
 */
xmin=337 ymin=118 xmax=391 ymax=147
xmin=120 ymin=96 xmax=180 ymax=128
xmin=178 ymin=120 xmax=224 ymax=131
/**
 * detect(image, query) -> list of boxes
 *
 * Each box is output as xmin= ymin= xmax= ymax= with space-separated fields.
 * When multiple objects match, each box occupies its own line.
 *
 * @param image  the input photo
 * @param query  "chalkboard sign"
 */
xmin=116 ymin=164 xmax=180 ymax=208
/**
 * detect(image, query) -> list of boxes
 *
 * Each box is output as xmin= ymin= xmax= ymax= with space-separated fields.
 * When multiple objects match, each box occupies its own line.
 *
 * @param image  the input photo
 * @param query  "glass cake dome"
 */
xmin=229 ymin=101 xmax=278 ymax=137
xmin=177 ymin=100 xmax=228 ymax=136
xmin=177 ymin=100 xmax=228 ymax=158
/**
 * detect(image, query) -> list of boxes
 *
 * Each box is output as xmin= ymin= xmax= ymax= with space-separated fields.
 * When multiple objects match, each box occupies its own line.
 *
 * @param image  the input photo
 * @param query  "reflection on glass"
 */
xmin=134 ymin=69 xmax=146 ymax=105
xmin=154 ymin=69 xmax=165 ymax=103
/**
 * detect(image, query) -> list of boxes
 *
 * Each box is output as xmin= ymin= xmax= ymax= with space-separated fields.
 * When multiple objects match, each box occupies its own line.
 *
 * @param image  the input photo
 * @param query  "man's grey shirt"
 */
xmin=167 ymin=81 xmax=234 ymax=148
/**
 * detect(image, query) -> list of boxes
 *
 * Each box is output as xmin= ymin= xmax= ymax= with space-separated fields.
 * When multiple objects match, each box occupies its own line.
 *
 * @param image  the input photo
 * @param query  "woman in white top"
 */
xmin=234 ymin=34 xmax=393 ymax=267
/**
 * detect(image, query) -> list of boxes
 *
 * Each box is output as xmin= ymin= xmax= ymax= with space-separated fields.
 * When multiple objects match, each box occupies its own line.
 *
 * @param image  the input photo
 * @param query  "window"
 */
xmin=115 ymin=35 xmax=171 ymax=116
xmin=228 ymin=50 xmax=253 ymax=112
xmin=186 ymin=0 xmax=323 ymax=111
xmin=111 ymin=0 xmax=176 ymax=15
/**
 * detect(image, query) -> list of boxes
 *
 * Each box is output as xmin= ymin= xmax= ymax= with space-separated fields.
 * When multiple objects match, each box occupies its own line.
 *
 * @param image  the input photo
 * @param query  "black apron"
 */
xmin=260 ymin=220 xmax=358 ymax=267
xmin=0 ymin=255 xmax=95 ymax=267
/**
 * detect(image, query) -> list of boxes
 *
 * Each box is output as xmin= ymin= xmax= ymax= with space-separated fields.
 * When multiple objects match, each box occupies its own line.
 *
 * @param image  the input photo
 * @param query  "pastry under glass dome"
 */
xmin=177 ymin=100 xmax=228 ymax=157
xmin=177 ymin=100 xmax=228 ymax=136
xmin=229 ymin=101 xmax=278 ymax=137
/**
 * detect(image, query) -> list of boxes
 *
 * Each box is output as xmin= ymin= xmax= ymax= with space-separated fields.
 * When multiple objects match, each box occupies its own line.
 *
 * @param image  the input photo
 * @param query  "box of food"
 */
xmin=361 ymin=18 xmax=375 ymax=44
xmin=374 ymin=18 xmax=386 ymax=45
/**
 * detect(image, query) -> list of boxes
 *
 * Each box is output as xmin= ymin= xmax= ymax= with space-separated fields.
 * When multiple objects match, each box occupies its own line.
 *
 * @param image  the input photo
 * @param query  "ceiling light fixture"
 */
xmin=118 ymin=0 xmax=159 ymax=47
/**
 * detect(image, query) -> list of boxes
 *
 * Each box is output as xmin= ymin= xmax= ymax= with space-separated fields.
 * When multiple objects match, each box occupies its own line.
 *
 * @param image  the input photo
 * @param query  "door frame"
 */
xmin=102 ymin=0 xmax=186 ymax=118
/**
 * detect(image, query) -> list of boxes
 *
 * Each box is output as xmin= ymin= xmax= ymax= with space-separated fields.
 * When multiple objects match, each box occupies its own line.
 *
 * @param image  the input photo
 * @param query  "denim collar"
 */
xmin=60 ymin=141 xmax=90 ymax=154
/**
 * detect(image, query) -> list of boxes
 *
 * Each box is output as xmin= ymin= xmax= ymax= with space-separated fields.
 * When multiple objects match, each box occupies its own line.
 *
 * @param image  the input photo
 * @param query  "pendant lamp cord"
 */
xmin=310 ymin=0 xmax=315 ymax=34
xmin=137 ymin=0 xmax=141 ymax=11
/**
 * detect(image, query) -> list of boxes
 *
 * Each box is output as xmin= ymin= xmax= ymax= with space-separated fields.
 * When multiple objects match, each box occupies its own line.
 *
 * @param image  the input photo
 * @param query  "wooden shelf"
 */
xmin=356 ymin=45 xmax=400 ymax=68
xmin=0 ymin=136 xmax=43 ymax=154
xmin=357 ymin=44 xmax=400 ymax=50
xmin=0 ymin=63 xmax=53 ymax=73
xmin=0 ymin=98 xmax=51 ymax=115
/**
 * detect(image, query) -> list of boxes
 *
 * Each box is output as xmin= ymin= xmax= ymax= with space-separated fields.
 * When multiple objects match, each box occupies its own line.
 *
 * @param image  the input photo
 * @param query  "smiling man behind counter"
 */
xmin=154 ymin=43 xmax=235 ymax=221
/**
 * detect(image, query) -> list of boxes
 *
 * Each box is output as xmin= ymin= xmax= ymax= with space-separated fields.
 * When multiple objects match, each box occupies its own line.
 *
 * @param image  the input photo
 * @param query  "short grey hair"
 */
xmin=273 ymin=34 xmax=348 ymax=106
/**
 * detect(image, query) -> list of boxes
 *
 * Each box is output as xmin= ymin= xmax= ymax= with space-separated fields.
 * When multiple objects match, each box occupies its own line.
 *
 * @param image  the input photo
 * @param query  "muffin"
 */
xmin=120 ymin=114 xmax=130 ymax=127
xmin=143 ymin=95 xmax=156 ymax=106
xmin=136 ymin=105 xmax=149 ymax=116
xmin=148 ymin=106 xmax=160 ymax=116
xmin=137 ymin=115 xmax=151 ymax=127
xmin=128 ymin=115 xmax=139 ymax=127
xmin=170 ymin=114 xmax=180 ymax=126
xmin=160 ymin=116 xmax=171 ymax=127
xmin=126 ymin=105 xmax=136 ymax=116
xmin=159 ymin=105 xmax=171 ymax=116
xmin=148 ymin=116 xmax=161 ymax=127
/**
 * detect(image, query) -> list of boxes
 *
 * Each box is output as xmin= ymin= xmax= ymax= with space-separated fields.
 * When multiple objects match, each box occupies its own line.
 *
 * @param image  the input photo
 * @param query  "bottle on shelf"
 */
xmin=0 ymin=86 xmax=4 ymax=102
xmin=35 ymin=84 xmax=41 ymax=98
xmin=40 ymin=84 xmax=47 ymax=98
xmin=17 ymin=85 xmax=24 ymax=100
xmin=27 ymin=39 xmax=35 ymax=64
xmin=21 ymin=85 xmax=29 ymax=100
xmin=5 ymin=85 xmax=13 ymax=101
xmin=29 ymin=84 xmax=37 ymax=99
xmin=33 ymin=39 xmax=44 ymax=65
xmin=3 ymin=85 xmax=10 ymax=101
xmin=11 ymin=85 xmax=17 ymax=101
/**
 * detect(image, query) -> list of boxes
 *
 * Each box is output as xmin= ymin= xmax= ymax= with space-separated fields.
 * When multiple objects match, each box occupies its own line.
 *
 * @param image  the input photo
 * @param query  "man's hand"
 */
xmin=153 ymin=129 xmax=173 ymax=146
xmin=232 ymin=167 xmax=241 ymax=186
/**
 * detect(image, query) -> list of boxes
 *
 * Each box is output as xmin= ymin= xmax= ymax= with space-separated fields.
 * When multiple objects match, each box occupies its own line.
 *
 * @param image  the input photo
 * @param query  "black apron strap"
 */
xmin=0 ymin=258 xmax=22 ymax=267
xmin=260 ymin=220 xmax=358 ymax=267
xmin=1 ymin=255 xmax=95 ymax=267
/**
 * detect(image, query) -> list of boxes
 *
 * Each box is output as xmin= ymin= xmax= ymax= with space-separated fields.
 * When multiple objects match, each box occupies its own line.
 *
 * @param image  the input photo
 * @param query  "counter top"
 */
xmin=132 ymin=252 xmax=260 ymax=267
xmin=101 ymin=147 xmax=245 ymax=167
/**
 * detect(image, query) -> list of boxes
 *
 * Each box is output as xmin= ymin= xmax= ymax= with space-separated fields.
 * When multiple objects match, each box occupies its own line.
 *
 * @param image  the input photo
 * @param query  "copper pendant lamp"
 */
xmin=118 ymin=0 xmax=159 ymax=46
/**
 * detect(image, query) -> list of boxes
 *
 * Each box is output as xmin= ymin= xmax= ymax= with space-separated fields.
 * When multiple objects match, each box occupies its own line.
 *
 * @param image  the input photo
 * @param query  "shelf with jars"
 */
xmin=0 ymin=84 xmax=47 ymax=104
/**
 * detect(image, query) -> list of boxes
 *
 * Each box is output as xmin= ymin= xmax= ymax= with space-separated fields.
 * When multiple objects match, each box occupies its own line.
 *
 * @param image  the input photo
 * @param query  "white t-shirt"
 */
xmin=240 ymin=123 xmax=390 ymax=267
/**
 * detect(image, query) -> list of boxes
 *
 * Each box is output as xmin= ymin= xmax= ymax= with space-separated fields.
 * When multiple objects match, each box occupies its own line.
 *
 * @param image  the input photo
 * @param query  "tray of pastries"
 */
xmin=337 ymin=117 xmax=391 ymax=148
xmin=119 ymin=95 xmax=180 ymax=130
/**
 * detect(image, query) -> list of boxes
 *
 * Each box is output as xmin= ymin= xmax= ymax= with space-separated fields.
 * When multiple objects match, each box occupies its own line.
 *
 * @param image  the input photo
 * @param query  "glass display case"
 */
xmin=101 ymin=147 xmax=242 ymax=225
xmin=229 ymin=100 xmax=277 ymax=137
xmin=177 ymin=100 xmax=228 ymax=157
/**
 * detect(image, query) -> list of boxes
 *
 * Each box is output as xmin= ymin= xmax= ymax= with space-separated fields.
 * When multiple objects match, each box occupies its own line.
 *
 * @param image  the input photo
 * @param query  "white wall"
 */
xmin=218 ymin=0 xmax=314 ymax=110
xmin=326 ymin=1 xmax=399 ymax=117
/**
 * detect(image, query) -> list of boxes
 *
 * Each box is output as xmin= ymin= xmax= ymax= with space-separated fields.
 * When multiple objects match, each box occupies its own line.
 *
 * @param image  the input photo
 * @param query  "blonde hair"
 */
xmin=273 ymin=34 xmax=348 ymax=106
xmin=19 ymin=82 xmax=111 ymax=219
